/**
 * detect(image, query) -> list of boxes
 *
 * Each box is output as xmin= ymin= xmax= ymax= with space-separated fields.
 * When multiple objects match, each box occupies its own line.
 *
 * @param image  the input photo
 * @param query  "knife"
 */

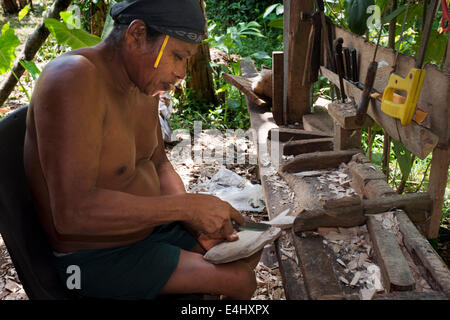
xmin=232 ymin=220 xmax=270 ymax=232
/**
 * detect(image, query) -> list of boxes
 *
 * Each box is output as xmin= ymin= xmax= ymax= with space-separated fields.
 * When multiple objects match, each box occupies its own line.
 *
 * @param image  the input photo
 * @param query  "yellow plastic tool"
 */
xmin=381 ymin=68 xmax=426 ymax=126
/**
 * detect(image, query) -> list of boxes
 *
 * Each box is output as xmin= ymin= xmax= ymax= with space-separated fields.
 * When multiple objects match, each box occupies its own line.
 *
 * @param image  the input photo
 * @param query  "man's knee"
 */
xmin=229 ymin=261 xmax=257 ymax=299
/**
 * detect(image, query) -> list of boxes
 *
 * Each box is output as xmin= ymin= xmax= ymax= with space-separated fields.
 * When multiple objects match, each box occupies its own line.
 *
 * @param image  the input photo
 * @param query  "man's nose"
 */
xmin=173 ymin=65 xmax=186 ymax=80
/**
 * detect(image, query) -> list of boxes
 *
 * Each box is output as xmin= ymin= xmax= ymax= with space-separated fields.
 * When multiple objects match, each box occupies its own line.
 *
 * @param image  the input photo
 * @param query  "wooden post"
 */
xmin=426 ymin=37 xmax=450 ymax=239
xmin=333 ymin=121 xmax=362 ymax=151
xmin=426 ymin=146 xmax=450 ymax=238
xmin=272 ymin=51 xmax=284 ymax=126
xmin=283 ymin=0 xmax=314 ymax=124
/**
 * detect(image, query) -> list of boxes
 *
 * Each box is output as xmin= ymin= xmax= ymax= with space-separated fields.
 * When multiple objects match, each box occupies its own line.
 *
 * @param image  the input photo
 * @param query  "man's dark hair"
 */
xmin=105 ymin=22 xmax=163 ymax=46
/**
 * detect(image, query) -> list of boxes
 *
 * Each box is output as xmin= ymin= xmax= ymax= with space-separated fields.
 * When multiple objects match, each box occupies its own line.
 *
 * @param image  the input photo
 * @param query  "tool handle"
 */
xmin=333 ymin=38 xmax=346 ymax=102
xmin=350 ymin=48 xmax=358 ymax=82
xmin=343 ymin=47 xmax=351 ymax=80
xmin=356 ymin=61 xmax=378 ymax=124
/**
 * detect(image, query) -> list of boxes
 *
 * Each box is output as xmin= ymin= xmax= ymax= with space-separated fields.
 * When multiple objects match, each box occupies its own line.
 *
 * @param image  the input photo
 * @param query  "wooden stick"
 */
xmin=0 ymin=0 xmax=73 ymax=106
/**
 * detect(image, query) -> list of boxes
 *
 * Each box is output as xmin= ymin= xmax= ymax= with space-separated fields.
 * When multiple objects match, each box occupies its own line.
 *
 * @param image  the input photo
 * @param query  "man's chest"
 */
xmin=98 ymin=97 xmax=160 ymax=181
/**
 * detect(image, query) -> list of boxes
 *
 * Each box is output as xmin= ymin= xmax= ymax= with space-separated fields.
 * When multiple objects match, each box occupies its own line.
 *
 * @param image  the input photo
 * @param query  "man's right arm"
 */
xmin=32 ymin=55 xmax=243 ymax=240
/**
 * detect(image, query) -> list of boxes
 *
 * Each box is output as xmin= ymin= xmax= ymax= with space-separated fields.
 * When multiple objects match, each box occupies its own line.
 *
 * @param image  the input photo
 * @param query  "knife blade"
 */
xmin=232 ymin=220 xmax=270 ymax=232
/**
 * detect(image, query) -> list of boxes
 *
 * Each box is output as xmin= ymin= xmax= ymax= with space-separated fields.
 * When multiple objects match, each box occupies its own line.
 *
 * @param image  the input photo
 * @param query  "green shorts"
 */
xmin=53 ymin=222 xmax=198 ymax=300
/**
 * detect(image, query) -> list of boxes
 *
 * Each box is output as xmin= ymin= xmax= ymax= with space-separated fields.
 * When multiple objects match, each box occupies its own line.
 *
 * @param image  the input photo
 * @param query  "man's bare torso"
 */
xmin=24 ymin=47 xmax=162 ymax=253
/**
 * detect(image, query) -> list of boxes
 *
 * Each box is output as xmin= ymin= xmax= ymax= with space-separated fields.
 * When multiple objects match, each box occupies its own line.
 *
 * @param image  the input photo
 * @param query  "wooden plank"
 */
xmin=363 ymin=179 xmax=397 ymax=199
xmin=268 ymin=128 xmax=331 ymax=142
xmin=362 ymin=193 xmax=432 ymax=217
xmin=396 ymin=211 xmax=450 ymax=299
xmin=275 ymin=235 xmax=309 ymax=300
xmin=272 ymin=51 xmax=284 ymax=126
xmin=373 ymin=291 xmax=447 ymax=300
xmin=426 ymin=146 xmax=450 ymax=238
xmin=327 ymin=101 xmax=374 ymax=129
xmin=283 ymin=0 xmax=314 ymax=123
xmin=367 ymin=216 xmax=416 ymax=292
xmin=280 ymin=150 xmax=360 ymax=173
xmin=333 ymin=25 xmax=449 ymax=147
xmin=293 ymin=206 xmax=366 ymax=232
xmin=222 ymin=73 xmax=269 ymax=108
xmin=283 ymin=138 xmax=333 ymax=156
xmin=303 ymin=110 xmax=334 ymax=136
xmin=292 ymin=231 xmax=345 ymax=299
xmin=241 ymin=60 xmax=309 ymax=300
xmin=320 ymin=66 xmax=439 ymax=159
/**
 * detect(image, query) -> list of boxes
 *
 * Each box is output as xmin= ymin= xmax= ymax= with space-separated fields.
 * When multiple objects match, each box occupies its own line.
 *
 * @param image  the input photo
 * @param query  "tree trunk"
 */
xmin=18 ymin=0 xmax=28 ymax=9
xmin=0 ymin=0 xmax=73 ymax=106
xmin=90 ymin=0 xmax=108 ymax=37
xmin=186 ymin=0 xmax=216 ymax=105
xmin=1 ymin=0 xmax=19 ymax=14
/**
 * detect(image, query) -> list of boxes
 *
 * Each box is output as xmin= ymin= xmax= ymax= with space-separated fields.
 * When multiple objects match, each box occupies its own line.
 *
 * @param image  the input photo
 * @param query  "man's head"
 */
xmin=107 ymin=0 xmax=206 ymax=96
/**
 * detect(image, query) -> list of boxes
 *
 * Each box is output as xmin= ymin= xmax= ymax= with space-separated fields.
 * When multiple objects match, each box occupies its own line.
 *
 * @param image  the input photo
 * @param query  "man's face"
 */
xmin=124 ymin=21 xmax=198 ymax=96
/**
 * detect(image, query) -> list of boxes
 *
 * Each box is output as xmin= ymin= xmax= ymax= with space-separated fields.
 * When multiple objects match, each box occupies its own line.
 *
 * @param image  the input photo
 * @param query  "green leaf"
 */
xmin=263 ymin=4 xmax=279 ymax=18
xmin=268 ymin=18 xmax=284 ymax=29
xmin=251 ymin=51 xmax=271 ymax=60
xmin=0 ymin=23 xmax=20 ymax=74
xmin=383 ymin=5 xmax=406 ymax=24
xmin=44 ymin=18 xmax=101 ymax=50
xmin=227 ymin=99 xmax=241 ymax=109
xmin=345 ymin=0 xmax=374 ymax=35
xmin=392 ymin=139 xmax=413 ymax=179
xmin=18 ymin=4 xmax=30 ymax=21
xmin=19 ymin=60 xmax=41 ymax=80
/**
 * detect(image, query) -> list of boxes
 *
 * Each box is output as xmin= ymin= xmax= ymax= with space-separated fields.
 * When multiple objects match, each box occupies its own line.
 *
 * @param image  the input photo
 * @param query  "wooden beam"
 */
xmin=280 ymin=150 xmax=360 ymax=173
xmin=283 ymin=0 xmax=314 ymax=123
xmin=292 ymin=232 xmax=345 ymax=299
xmin=332 ymin=25 xmax=449 ymax=148
xmin=283 ymin=138 xmax=334 ymax=156
xmin=321 ymin=66 xmax=439 ymax=159
xmin=426 ymin=146 xmax=450 ymax=238
xmin=396 ymin=211 xmax=450 ymax=299
xmin=222 ymin=73 xmax=268 ymax=108
xmin=268 ymin=128 xmax=331 ymax=142
xmin=367 ymin=216 xmax=416 ymax=292
xmin=334 ymin=122 xmax=362 ymax=151
xmin=272 ymin=51 xmax=284 ymax=125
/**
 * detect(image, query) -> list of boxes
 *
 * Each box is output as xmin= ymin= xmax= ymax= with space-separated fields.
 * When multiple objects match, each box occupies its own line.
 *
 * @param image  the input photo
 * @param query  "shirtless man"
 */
xmin=24 ymin=0 xmax=258 ymax=300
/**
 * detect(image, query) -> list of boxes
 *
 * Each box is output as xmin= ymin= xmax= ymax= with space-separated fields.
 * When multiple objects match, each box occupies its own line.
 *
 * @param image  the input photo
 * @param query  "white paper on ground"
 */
xmin=191 ymin=167 xmax=266 ymax=212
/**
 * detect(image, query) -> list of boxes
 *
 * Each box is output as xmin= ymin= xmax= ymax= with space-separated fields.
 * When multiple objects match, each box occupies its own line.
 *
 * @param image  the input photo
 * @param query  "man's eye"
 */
xmin=175 ymin=54 xmax=183 ymax=61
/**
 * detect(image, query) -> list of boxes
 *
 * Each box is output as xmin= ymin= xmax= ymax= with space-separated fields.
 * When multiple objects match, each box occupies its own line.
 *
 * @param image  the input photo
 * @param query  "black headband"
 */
xmin=110 ymin=0 xmax=206 ymax=44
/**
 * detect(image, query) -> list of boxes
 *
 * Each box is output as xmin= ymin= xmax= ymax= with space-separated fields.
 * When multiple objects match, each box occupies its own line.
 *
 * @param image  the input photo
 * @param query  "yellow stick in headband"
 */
xmin=154 ymin=35 xmax=170 ymax=69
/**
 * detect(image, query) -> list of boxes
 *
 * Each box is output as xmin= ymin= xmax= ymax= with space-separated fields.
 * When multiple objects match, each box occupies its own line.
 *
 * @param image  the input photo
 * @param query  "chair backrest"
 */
xmin=0 ymin=106 xmax=71 ymax=299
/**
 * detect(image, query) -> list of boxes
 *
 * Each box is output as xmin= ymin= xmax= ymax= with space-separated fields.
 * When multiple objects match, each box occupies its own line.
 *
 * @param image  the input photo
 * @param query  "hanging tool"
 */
xmin=333 ymin=37 xmax=347 ymax=102
xmin=316 ymin=0 xmax=336 ymax=72
xmin=343 ymin=47 xmax=352 ymax=81
xmin=355 ymin=2 xmax=391 ymax=125
xmin=381 ymin=0 xmax=439 ymax=126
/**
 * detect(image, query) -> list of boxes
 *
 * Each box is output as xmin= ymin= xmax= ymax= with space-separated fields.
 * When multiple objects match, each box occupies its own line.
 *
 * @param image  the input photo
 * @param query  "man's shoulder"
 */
xmin=40 ymin=50 xmax=101 ymax=88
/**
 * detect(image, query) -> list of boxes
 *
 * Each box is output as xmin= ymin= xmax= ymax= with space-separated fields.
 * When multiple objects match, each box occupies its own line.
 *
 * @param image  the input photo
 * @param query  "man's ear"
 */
xmin=125 ymin=19 xmax=148 ymax=49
